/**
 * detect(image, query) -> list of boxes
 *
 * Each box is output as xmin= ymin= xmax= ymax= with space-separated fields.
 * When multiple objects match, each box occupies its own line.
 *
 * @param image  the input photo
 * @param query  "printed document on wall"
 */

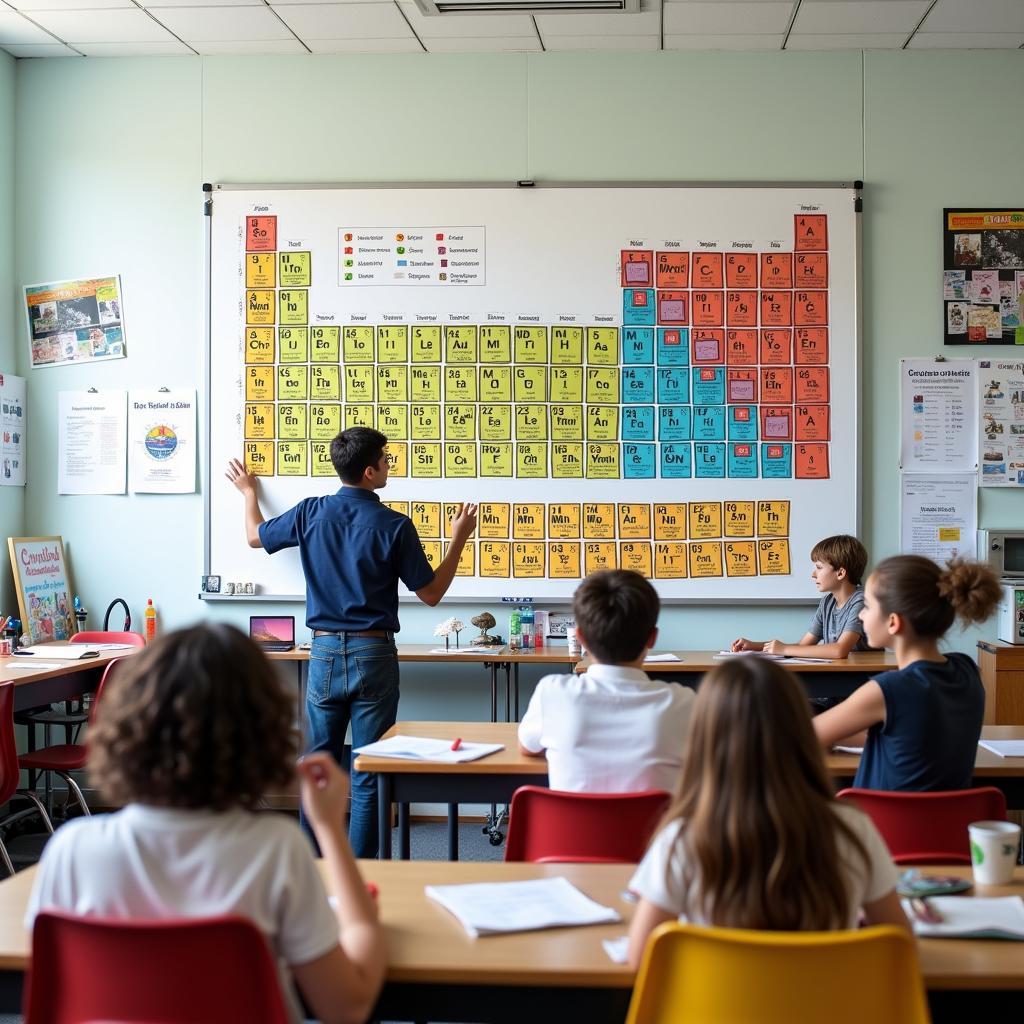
xmin=58 ymin=391 xmax=127 ymax=494
xmin=899 ymin=359 xmax=977 ymax=472
xmin=0 ymin=372 xmax=26 ymax=486
xmin=978 ymin=359 xmax=1024 ymax=486
xmin=900 ymin=474 xmax=977 ymax=564
xmin=128 ymin=389 xmax=196 ymax=493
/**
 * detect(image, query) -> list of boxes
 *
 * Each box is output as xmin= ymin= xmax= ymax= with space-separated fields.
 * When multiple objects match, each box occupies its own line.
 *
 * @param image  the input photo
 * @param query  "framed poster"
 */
xmin=23 ymin=276 xmax=127 ymax=368
xmin=7 ymin=536 xmax=77 ymax=643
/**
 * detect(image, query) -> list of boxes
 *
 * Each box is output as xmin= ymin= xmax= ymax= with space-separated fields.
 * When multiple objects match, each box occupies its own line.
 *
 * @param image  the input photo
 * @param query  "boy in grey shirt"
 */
xmin=731 ymin=535 xmax=871 ymax=659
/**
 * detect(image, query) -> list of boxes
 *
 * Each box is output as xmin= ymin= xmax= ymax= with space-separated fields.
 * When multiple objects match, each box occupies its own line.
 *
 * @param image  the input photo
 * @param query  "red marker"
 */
xmin=450 ymin=738 xmax=462 ymax=751
xmin=366 ymin=882 xmax=379 ymax=900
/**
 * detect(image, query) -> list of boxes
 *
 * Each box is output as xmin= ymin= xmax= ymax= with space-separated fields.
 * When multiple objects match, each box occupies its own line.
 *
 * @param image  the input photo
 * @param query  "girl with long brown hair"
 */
xmin=626 ymin=658 xmax=906 ymax=967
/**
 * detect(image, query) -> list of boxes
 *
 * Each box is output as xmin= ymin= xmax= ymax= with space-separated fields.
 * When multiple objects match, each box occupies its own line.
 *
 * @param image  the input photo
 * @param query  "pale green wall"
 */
xmin=12 ymin=50 xmax=1024 ymax=716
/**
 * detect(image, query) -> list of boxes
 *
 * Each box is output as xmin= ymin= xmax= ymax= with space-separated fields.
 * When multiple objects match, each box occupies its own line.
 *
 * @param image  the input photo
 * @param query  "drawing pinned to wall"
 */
xmin=128 ymin=389 xmax=197 ymax=494
xmin=978 ymin=359 xmax=1024 ymax=486
xmin=23 ymin=276 xmax=127 ymax=368
xmin=0 ymin=372 xmax=26 ymax=487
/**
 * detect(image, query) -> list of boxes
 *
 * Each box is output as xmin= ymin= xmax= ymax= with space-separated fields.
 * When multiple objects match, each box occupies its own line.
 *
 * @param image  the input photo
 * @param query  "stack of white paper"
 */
xmin=979 ymin=740 xmax=1024 ymax=758
xmin=644 ymin=653 xmax=682 ymax=663
xmin=426 ymin=877 xmax=621 ymax=938
xmin=353 ymin=736 xmax=503 ymax=764
xmin=902 ymin=897 xmax=1024 ymax=940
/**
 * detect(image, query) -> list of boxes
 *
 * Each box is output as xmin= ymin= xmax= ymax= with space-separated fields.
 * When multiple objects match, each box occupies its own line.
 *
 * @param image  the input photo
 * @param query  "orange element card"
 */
xmin=620 ymin=542 xmax=653 ymax=578
xmin=512 ymin=503 xmax=545 ymax=540
xmin=760 ymin=291 xmax=792 ymax=327
xmin=692 ymin=328 xmax=725 ymax=364
xmin=725 ymin=252 xmax=758 ymax=288
xmin=760 ymin=406 xmax=793 ymax=441
xmin=757 ymin=501 xmax=790 ymax=536
xmin=479 ymin=502 xmax=511 ymax=539
xmin=657 ymin=291 xmax=689 ymax=326
xmin=726 ymin=329 xmax=758 ymax=365
xmin=584 ymin=542 xmax=618 ymax=575
xmin=794 ymin=214 xmax=828 ymax=252
xmin=724 ymin=541 xmax=758 ymax=578
xmin=795 ymin=252 xmax=828 ymax=288
xmin=653 ymin=503 xmax=687 ymax=540
xmin=795 ymin=405 xmax=830 ymax=441
xmin=726 ymin=291 xmax=757 ymax=327
xmin=691 ymin=291 xmax=724 ymax=327
xmin=757 ymin=539 xmax=791 ymax=576
xmin=479 ymin=542 xmax=511 ymax=578
xmin=760 ymin=367 xmax=794 ymax=404
xmin=689 ymin=541 xmax=724 ymax=578
xmin=689 ymin=502 xmax=723 ymax=540
xmin=795 ymin=443 xmax=830 ymax=479
xmin=760 ymin=252 xmax=793 ymax=288
xmin=794 ymin=327 xmax=829 ymax=364
xmin=548 ymin=503 xmax=581 ymax=539
xmin=618 ymin=503 xmax=652 ymax=539
xmin=246 ymin=216 xmax=277 ymax=252
xmin=692 ymin=252 xmax=724 ymax=288
xmin=549 ymin=542 xmax=582 ymax=579
xmin=621 ymin=250 xmax=654 ymax=287
xmin=794 ymin=291 xmax=828 ymax=326
xmin=759 ymin=329 xmax=792 ymax=365
xmin=723 ymin=501 xmax=756 ymax=538
xmin=513 ymin=542 xmax=546 ymax=578
xmin=582 ymin=503 xmax=616 ymax=540
xmin=654 ymin=542 xmax=688 ymax=579
xmin=656 ymin=251 xmax=689 ymax=288
xmin=795 ymin=366 xmax=829 ymax=404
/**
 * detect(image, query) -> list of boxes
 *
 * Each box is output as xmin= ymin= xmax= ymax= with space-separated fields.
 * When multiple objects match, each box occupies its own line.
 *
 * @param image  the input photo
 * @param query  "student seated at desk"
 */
xmin=814 ymin=555 xmax=1002 ymax=791
xmin=24 ymin=625 xmax=384 ymax=1024
xmin=731 ymin=534 xmax=871 ymax=658
xmin=518 ymin=570 xmax=694 ymax=793
xmin=627 ymin=659 xmax=907 ymax=969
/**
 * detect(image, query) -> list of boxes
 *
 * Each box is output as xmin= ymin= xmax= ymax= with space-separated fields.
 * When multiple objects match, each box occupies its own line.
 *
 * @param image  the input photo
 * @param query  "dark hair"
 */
xmin=871 ymin=555 xmax=1003 ymax=639
xmin=810 ymin=534 xmax=868 ymax=586
xmin=88 ymin=624 xmax=297 ymax=811
xmin=572 ymin=569 xmax=659 ymax=663
xmin=330 ymin=427 xmax=388 ymax=484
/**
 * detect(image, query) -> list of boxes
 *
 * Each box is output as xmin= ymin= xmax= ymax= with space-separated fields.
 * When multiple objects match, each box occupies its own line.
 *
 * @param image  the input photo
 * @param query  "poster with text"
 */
xmin=0 ymin=372 xmax=26 ymax=487
xmin=899 ymin=359 xmax=977 ymax=472
xmin=24 ymin=276 xmax=127 ymax=368
xmin=900 ymin=474 xmax=977 ymax=564
xmin=128 ymin=389 xmax=197 ymax=493
xmin=57 ymin=391 xmax=127 ymax=494
xmin=7 ymin=537 xmax=76 ymax=644
xmin=978 ymin=360 xmax=1024 ymax=486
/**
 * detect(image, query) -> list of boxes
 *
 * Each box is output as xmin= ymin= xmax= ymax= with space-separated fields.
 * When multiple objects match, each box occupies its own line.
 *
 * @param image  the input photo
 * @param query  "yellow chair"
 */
xmin=626 ymin=922 xmax=930 ymax=1024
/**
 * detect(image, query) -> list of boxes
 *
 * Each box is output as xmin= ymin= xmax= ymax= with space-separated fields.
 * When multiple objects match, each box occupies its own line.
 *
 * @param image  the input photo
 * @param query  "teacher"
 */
xmin=227 ymin=427 xmax=477 ymax=856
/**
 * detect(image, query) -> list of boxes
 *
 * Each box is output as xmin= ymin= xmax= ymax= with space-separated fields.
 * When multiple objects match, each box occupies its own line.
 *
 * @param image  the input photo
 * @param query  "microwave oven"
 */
xmin=978 ymin=530 xmax=1024 ymax=581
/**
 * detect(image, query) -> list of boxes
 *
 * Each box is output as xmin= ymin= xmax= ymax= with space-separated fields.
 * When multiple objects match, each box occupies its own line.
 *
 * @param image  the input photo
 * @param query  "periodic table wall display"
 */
xmin=206 ymin=183 xmax=861 ymax=602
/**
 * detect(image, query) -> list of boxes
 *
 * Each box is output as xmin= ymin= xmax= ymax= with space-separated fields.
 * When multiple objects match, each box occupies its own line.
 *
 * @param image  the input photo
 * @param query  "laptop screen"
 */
xmin=249 ymin=616 xmax=295 ymax=643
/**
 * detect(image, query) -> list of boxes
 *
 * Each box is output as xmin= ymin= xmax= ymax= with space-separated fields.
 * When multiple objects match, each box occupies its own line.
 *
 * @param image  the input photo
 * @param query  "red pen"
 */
xmin=366 ymin=882 xmax=379 ymax=900
xmin=450 ymin=738 xmax=462 ymax=751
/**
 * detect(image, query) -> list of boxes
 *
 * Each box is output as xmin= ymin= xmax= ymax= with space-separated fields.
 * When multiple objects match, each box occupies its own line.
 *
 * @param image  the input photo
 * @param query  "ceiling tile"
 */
xmin=662 ymin=2 xmax=792 ymax=35
xmin=7 ymin=0 xmax=132 ymax=10
xmin=191 ymin=37 xmax=306 ymax=52
xmin=143 ymin=0 xmax=262 ymax=6
xmin=792 ymin=1 xmax=929 ymax=35
xmin=786 ymin=31 xmax=906 ymax=49
xmin=922 ymin=0 xmax=1024 ymax=33
xmin=151 ymin=5 xmax=293 ymax=39
xmin=542 ymin=33 xmax=660 ymax=50
xmin=306 ymin=34 xmax=422 ymax=50
xmin=424 ymin=34 xmax=539 ymax=50
xmin=664 ymin=31 xmax=784 ymax=49
xmin=74 ymin=38 xmax=194 ymax=52
xmin=0 ymin=39 xmax=77 ymax=53
xmin=399 ymin=3 xmax=533 ymax=38
xmin=908 ymin=31 xmax=1024 ymax=49
xmin=535 ymin=11 xmax=660 ymax=35
xmin=0 ymin=9 xmax=62 ymax=41
xmin=29 ymin=8 xmax=177 ymax=40
xmin=272 ymin=3 xmax=409 ymax=39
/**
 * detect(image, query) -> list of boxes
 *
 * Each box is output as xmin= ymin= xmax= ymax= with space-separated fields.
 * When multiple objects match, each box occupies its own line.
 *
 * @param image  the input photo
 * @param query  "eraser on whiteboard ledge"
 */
xmin=500 ymin=597 xmax=534 ymax=603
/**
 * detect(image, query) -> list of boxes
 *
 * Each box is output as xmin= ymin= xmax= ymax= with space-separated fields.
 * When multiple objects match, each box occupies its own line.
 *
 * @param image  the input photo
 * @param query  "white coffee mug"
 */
xmin=968 ymin=820 xmax=1021 ymax=885
xmin=566 ymin=627 xmax=581 ymax=659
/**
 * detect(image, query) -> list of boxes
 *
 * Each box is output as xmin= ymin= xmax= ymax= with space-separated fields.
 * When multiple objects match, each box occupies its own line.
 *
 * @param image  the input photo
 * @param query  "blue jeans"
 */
xmin=303 ymin=634 xmax=399 ymax=858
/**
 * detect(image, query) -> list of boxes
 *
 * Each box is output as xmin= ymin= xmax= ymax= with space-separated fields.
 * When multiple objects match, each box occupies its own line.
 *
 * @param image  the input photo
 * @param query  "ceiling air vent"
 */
xmin=415 ymin=0 xmax=642 ymax=14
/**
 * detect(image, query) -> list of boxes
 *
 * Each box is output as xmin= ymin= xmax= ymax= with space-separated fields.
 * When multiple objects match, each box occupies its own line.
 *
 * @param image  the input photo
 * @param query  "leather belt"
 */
xmin=313 ymin=629 xmax=392 ymax=639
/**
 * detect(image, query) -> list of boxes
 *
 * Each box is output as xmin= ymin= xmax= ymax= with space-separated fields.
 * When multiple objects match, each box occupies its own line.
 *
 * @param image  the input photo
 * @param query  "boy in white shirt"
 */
xmin=518 ymin=570 xmax=694 ymax=793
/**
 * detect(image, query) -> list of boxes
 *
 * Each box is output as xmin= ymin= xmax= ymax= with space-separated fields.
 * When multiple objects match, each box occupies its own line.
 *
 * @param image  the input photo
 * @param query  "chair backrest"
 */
xmin=837 ymin=786 xmax=1007 ymax=864
xmin=25 ymin=911 xmax=291 ymax=1024
xmin=504 ymin=786 xmax=670 ymax=863
xmin=71 ymin=631 xmax=145 ymax=648
xmin=0 ymin=683 xmax=20 ymax=806
xmin=625 ymin=922 xmax=929 ymax=1024
xmin=87 ymin=657 xmax=127 ymax=728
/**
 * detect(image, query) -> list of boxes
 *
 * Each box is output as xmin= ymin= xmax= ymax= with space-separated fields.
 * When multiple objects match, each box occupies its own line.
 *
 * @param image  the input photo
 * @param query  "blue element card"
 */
xmin=621 ymin=327 xmax=654 ymax=364
xmin=660 ymin=442 xmax=692 ymax=478
xmin=727 ymin=443 xmax=758 ymax=478
xmin=761 ymin=443 xmax=793 ymax=478
xmin=623 ymin=288 xmax=656 ymax=326
xmin=691 ymin=367 xmax=726 ymax=405
xmin=656 ymin=328 xmax=689 ymax=366
xmin=694 ymin=442 xmax=726 ymax=478
xmin=622 ymin=406 xmax=655 ymax=441
xmin=728 ymin=405 xmax=758 ymax=441
xmin=658 ymin=405 xmax=692 ymax=441
xmin=692 ymin=405 xmax=726 ymax=441
xmin=623 ymin=443 xmax=656 ymax=479
xmin=621 ymin=366 xmax=655 ymax=403
xmin=656 ymin=367 xmax=690 ymax=404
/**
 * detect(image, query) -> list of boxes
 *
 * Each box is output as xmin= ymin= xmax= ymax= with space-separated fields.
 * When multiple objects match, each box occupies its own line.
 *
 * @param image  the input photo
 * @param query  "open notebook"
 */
xmin=902 ymin=896 xmax=1024 ymax=940
xmin=353 ymin=736 xmax=503 ymax=764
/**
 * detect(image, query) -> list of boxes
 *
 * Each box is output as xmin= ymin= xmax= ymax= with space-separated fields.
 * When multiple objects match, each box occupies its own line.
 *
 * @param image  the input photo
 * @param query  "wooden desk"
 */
xmin=0 ymin=860 xmax=1021 ymax=1020
xmin=0 ymin=649 xmax=127 ymax=711
xmin=978 ymin=641 xmax=1024 ymax=725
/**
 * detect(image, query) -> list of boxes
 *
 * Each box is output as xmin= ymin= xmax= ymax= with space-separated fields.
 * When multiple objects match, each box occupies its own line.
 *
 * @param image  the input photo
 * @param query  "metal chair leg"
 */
xmin=0 ymin=838 xmax=14 ymax=877
xmin=56 ymin=772 xmax=90 ymax=816
xmin=16 ymin=790 xmax=55 ymax=833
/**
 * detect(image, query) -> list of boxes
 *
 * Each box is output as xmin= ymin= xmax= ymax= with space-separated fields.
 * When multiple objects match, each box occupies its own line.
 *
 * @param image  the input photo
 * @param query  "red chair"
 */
xmin=504 ymin=786 xmax=671 ymax=863
xmin=25 ymin=911 xmax=291 ymax=1024
xmin=837 ymin=787 xmax=1008 ymax=865
xmin=0 ymin=682 xmax=53 ymax=876
xmin=18 ymin=658 xmax=126 ymax=819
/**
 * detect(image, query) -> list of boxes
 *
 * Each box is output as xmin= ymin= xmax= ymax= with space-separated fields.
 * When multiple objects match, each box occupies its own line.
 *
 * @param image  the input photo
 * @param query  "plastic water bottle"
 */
xmin=508 ymin=608 xmax=522 ymax=651
xmin=144 ymin=599 xmax=157 ymax=643
xmin=520 ymin=605 xmax=534 ymax=651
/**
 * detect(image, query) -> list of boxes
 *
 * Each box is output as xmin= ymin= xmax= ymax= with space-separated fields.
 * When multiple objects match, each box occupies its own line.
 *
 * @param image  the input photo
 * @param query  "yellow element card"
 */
xmin=246 ymin=290 xmax=274 ymax=325
xmin=244 ymin=403 xmax=274 ymax=440
xmin=278 ymin=290 xmax=308 ymax=326
xmin=245 ymin=441 xmax=274 ymax=476
xmin=277 ymin=403 xmax=307 ymax=440
xmin=378 ymin=365 xmax=408 ymax=402
xmin=653 ymin=504 xmax=687 ymax=541
xmin=444 ymin=540 xmax=476 ymax=577
xmin=549 ymin=367 xmax=584 ymax=404
xmin=548 ymin=503 xmax=581 ymax=539
xmin=584 ymin=542 xmax=618 ymax=574
xmin=410 ymin=501 xmax=441 ymax=538
xmin=552 ymin=443 xmax=584 ymax=478
xmin=410 ymin=366 xmax=442 ymax=402
xmin=311 ymin=442 xmax=335 ymax=478
xmin=343 ymin=326 xmax=374 ymax=363
xmin=618 ymin=504 xmax=652 ymax=539
xmin=586 ymin=442 xmax=620 ymax=479
xmin=276 ymin=441 xmax=308 ymax=477
xmin=309 ymin=403 xmax=342 ymax=440
xmin=246 ymin=253 xmax=275 ymax=289
xmin=480 ymin=502 xmax=511 ymax=538
xmin=245 ymin=327 xmax=275 ymax=364
xmin=512 ymin=503 xmax=545 ymax=540
xmin=514 ymin=326 xmax=548 ymax=364
xmin=582 ymin=503 xmax=616 ymax=539
xmin=549 ymin=542 xmax=582 ymax=579
xmin=445 ymin=366 xmax=478 ymax=403
xmin=480 ymin=541 xmax=511 ymax=578
xmin=586 ymin=367 xmax=620 ymax=403
xmin=444 ymin=442 xmax=476 ymax=478
xmin=513 ymin=542 xmax=546 ymax=578
xmin=479 ymin=366 xmax=512 ymax=402
xmin=689 ymin=502 xmax=723 ymax=540
xmin=757 ymin=539 xmax=791 ymax=576
xmin=421 ymin=541 xmax=442 ymax=571
xmin=344 ymin=405 xmax=374 ymax=429
xmin=479 ymin=404 xmax=512 ymax=441
xmin=551 ymin=326 xmax=583 ymax=365
xmin=410 ymin=404 xmax=441 ymax=441
xmin=310 ymin=365 xmax=341 ymax=400
xmin=445 ymin=325 xmax=478 ymax=363
xmin=689 ymin=541 xmax=724 ymax=578
xmin=246 ymin=365 xmax=274 ymax=401
xmin=310 ymin=326 xmax=340 ymax=363
xmin=411 ymin=443 xmax=442 ymax=478
xmin=376 ymin=325 xmax=408 ymax=363
xmin=385 ymin=443 xmax=407 ymax=477
xmin=278 ymin=365 xmax=308 ymax=401
xmin=383 ymin=500 xmax=410 ymax=517
xmin=514 ymin=367 xmax=547 ymax=403
xmin=515 ymin=404 xmax=547 ymax=440
xmin=278 ymin=327 xmax=308 ymax=364
xmin=278 ymin=251 xmax=311 ymax=287
xmin=516 ymin=442 xmax=548 ymax=478
xmin=550 ymin=405 xmax=584 ymax=441
xmin=723 ymin=501 xmax=756 ymax=538
xmin=411 ymin=325 xmax=442 ymax=363
xmin=445 ymin=404 xmax=477 ymax=440
xmin=654 ymin=543 xmax=688 ymax=579
xmin=587 ymin=405 xmax=619 ymax=442
xmin=441 ymin=503 xmax=463 ymax=539
xmin=344 ymin=365 xmax=375 ymax=403
xmin=724 ymin=541 xmax=758 ymax=577
xmin=620 ymin=542 xmax=653 ymax=578
xmin=757 ymin=501 xmax=790 ymax=537
xmin=376 ymin=403 xmax=408 ymax=440
xmin=479 ymin=325 xmax=511 ymax=363
xmin=480 ymin=443 xmax=512 ymax=477
xmin=586 ymin=327 xmax=619 ymax=365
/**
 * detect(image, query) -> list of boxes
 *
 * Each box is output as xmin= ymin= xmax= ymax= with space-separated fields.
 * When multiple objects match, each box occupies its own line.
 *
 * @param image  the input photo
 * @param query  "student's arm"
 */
xmin=517 ymin=685 xmax=546 ymax=757
xmin=415 ymin=503 xmax=478 ymax=607
xmin=291 ymin=754 xmax=385 ymax=1024
xmin=627 ymin=898 xmax=676 ymax=970
xmin=764 ymin=630 xmax=861 ymax=659
xmin=731 ymin=637 xmax=766 ymax=652
xmin=813 ymin=680 xmax=886 ymax=749
xmin=862 ymin=890 xmax=912 ymax=933
xmin=225 ymin=458 xmax=266 ymax=549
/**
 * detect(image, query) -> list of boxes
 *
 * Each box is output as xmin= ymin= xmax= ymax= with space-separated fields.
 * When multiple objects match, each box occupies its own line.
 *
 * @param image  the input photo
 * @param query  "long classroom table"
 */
xmin=357 ymin=721 xmax=1024 ymax=859
xmin=0 ymin=860 xmax=1019 ymax=1021
xmin=0 ymin=650 xmax=127 ymax=711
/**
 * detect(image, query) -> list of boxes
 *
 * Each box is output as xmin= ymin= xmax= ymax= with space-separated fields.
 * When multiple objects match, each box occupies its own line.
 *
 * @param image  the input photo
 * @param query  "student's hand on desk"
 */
xmin=762 ymin=640 xmax=786 ymax=655
xmin=298 ymin=752 xmax=349 ymax=830
xmin=450 ymin=501 xmax=479 ymax=540
xmin=731 ymin=638 xmax=759 ymax=652
xmin=225 ymin=457 xmax=257 ymax=496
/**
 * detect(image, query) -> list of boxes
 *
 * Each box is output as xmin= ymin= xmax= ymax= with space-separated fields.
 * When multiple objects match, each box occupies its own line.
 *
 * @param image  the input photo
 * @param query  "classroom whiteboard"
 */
xmin=205 ymin=183 xmax=860 ymax=603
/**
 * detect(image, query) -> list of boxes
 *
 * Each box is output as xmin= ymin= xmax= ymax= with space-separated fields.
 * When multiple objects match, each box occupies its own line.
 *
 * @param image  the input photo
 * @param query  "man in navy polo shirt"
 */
xmin=227 ymin=427 xmax=477 ymax=856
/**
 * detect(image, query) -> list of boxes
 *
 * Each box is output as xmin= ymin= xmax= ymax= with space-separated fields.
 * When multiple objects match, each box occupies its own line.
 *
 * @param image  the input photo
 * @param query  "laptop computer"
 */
xmin=249 ymin=615 xmax=295 ymax=653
